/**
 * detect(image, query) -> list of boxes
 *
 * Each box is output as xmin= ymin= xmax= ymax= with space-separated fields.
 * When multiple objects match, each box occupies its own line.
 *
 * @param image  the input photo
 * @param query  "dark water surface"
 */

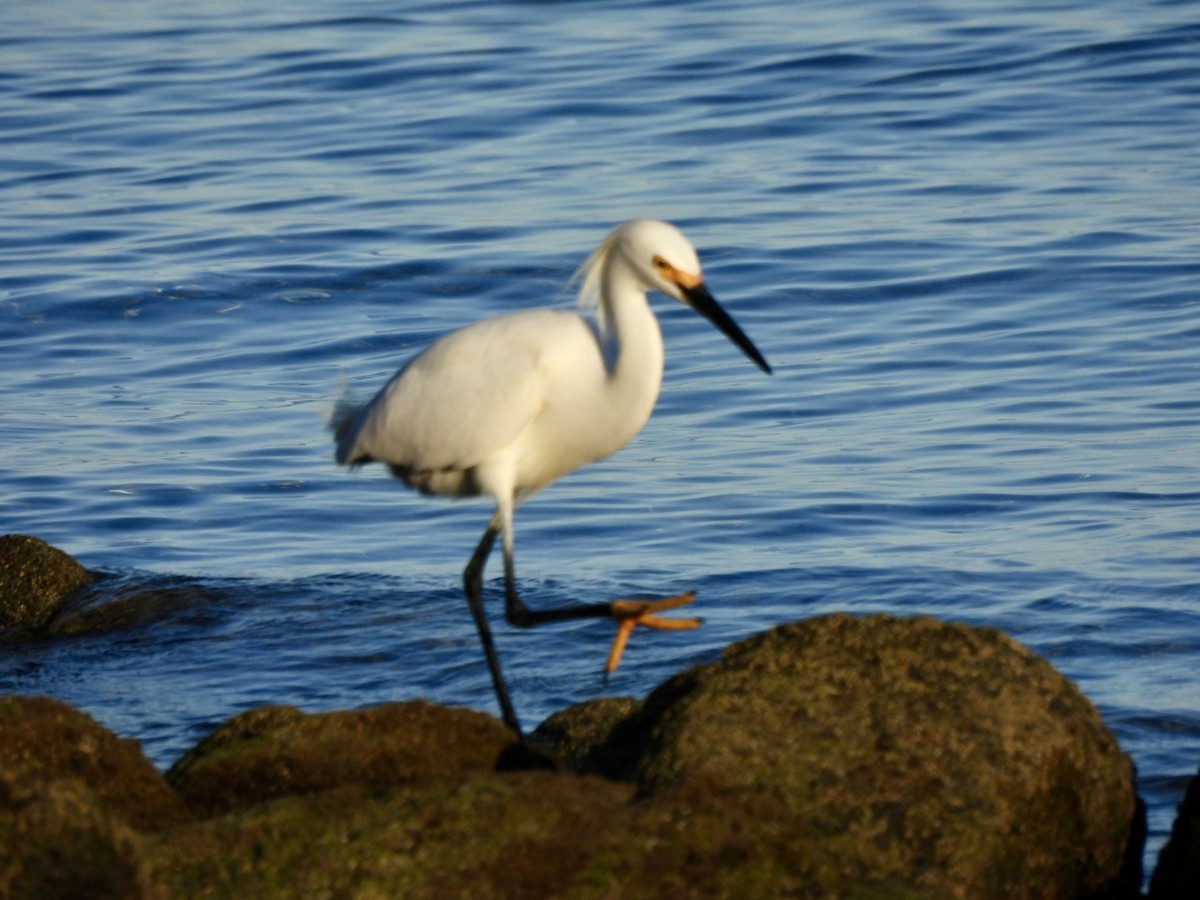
xmin=2 ymin=0 xmax=1198 ymax=875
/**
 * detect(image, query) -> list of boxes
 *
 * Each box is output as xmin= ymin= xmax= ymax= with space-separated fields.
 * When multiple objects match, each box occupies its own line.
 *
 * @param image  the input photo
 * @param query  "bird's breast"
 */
xmin=509 ymin=353 xmax=661 ymax=494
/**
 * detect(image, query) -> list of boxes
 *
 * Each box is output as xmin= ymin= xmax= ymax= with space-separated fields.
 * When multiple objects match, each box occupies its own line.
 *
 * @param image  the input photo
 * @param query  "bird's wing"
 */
xmin=342 ymin=310 xmax=583 ymax=474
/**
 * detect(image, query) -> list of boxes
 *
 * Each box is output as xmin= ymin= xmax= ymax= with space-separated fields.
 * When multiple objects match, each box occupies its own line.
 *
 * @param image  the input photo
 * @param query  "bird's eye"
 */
xmin=652 ymin=256 xmax=671 ymax=271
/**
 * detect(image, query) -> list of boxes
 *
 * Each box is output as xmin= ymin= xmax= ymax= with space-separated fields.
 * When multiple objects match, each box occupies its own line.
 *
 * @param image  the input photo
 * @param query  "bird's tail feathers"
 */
xmin=326 ymin=381 xmax=364 ymax=451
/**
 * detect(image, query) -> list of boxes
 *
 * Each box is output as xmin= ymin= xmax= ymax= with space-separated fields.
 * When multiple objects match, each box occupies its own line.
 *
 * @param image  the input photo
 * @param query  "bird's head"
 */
xmin=574 ymin=219 xmax=771 ymax=375
xmin=616 ymin=219 xmax=772 ymax=375
xmin=616 ymin=219 xmax=705 ymax=304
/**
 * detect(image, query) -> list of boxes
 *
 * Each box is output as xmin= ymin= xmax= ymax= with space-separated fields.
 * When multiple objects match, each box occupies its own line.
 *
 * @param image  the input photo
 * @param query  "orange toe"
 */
xmin=604 ymin=592 xmax=702 ymax=674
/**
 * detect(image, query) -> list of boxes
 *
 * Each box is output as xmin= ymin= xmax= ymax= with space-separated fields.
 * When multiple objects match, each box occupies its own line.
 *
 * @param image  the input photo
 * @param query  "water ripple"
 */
xmin=1 ymin=0 xmax=1197 ymax=877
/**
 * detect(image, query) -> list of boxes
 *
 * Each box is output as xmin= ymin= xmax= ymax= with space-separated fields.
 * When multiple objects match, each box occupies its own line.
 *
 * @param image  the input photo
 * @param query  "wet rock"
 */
xmin=0 ymin=695 xmax=189 ymax=831
xmin=1149 ymin=762 xmax=1200 ymax=899
xmin=0 ymin=534 xmax=93 ymax=628
xmin=166 ymin=701 xmax=516 ymax=816
xmin=564 ymin=614 xmax=1143 ymax=897
xmin=45 ymin=576 xmax=224 ymax=637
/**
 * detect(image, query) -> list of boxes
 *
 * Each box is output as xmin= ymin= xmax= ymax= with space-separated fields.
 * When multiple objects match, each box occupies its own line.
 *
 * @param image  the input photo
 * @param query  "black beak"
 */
xmin=682 ymin=283 xmax=772 ymax=375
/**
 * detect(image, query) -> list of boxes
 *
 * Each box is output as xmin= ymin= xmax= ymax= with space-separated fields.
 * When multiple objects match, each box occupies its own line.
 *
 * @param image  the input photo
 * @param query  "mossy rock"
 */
xmin=570 ymin=614 xmax=1143 ymax=897
xmin=0 ymin=695 xmax=188 ymax=831
xmin=0 ymin=767 xmax=161 ymax=899
xmin=0 ymin=613 xmax=1146 ymax=898
xmin=0 ymin=534 xmax=93 ymax=628
xmin=166 ymin=700 xmax=517 ymax=816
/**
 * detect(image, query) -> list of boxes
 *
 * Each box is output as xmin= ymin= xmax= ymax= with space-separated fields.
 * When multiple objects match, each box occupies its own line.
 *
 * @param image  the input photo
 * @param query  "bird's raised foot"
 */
xmin=605 ymin=592 xmax=701 ymax=676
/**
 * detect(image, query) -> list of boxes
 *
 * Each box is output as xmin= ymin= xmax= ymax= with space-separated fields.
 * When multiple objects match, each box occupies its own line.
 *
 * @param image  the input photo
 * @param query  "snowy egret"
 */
xmin=331 ymin=219 xmax=771 ymax=738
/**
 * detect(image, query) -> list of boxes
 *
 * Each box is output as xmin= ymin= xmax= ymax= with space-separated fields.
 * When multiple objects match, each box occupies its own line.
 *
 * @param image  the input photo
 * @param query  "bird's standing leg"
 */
xmin=462 ymin=517 xmax=524 ymax=737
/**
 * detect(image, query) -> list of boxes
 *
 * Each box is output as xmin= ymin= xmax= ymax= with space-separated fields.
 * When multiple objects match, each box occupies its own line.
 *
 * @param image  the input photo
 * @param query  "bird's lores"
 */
xmin=331 ymin=219 xmax=771 ymax=740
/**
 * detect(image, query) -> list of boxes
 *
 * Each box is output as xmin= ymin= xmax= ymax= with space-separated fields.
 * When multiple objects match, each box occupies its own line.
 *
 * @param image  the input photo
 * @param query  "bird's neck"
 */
xmin=600 ymin=263 xmax=665 ymax=411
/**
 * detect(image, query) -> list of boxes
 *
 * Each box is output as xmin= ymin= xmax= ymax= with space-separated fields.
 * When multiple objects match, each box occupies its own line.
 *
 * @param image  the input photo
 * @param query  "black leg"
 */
xmin=462 ymin=523 xmax=524 ymax=738
xmin=465 ymin=514 xmax=698 ymax=745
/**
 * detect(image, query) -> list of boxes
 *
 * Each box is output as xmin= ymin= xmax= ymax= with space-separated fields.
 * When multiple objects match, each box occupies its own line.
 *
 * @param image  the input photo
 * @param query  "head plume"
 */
xmin=572 ymin=224 xmax=624 ymax=312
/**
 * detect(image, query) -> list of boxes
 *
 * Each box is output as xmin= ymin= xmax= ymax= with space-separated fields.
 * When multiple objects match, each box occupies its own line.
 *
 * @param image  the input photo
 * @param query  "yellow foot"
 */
xmin=605 ymin=592 xmax=701 ymax=675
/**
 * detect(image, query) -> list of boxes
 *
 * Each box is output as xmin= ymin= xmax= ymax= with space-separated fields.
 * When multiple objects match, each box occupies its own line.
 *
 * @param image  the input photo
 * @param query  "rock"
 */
xmin=166 ymin=701 xmax=516 ymax=816
xmin=0 ymin=767 xmax=161 ymax=899
xmin=156 ymin=700 xmax=657 ymax=898
xmin=530 ymin=695 xmax=642 ymax=771
xmin=0 ymin=695 xmax=188 ymax=831
xmin=45 ymin=576 xmax=219 ymax=637
xmin=150 ymin=765 xmax=651 ymax=899
xmin=0 ymin=613 xmax=1146 ymax=898
xmin=0 ymin=534 xmax=92 ymax=628
xmin=564 ymin=614 xmax=1143 ymax=897
xmin=1149 ymin=762 xmax=1200 ymax=898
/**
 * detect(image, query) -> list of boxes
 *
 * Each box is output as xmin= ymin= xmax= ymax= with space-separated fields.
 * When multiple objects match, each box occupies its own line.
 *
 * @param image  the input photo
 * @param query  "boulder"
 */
xmin=0 ymin=767 xmax=159 ymax=899
xmin=0 ymin=534 xmax=92 ymax=628
xmin=561 ymin=614 xmax=1143 ymax=897
xmin=0 ymin=610 xmax=1146 ymax=898
xmin=166 ymin=700 xmax=516 ymax=816
xmin=531 ymin=695 xmax=641 ymax=771
xmin=0 ymin=695 xmax=188 ymax=831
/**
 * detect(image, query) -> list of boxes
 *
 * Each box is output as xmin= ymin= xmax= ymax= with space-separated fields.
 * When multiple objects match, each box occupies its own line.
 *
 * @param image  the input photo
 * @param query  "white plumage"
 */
xmin=332 ymin=219 xmax=770 ymax=740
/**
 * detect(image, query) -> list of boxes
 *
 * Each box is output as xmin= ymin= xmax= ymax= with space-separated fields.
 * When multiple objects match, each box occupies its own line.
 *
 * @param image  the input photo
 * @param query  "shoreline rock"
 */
xmin=0 ymin=534 xmax=94 ymax=629
xmin=536 ymin=614 xmax=1144 ymax=896
xmin=0 ymin=534 xmax=1181 ymax=896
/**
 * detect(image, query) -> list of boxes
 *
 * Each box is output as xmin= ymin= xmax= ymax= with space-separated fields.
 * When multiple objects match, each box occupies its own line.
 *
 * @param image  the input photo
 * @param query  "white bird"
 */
xmin=331 ymin=219 xmax=771 ymax=740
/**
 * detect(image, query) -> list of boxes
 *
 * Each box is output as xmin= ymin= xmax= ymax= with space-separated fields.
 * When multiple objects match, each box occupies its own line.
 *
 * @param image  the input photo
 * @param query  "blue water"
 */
xmin=2 ymin=0 xmax=1198 ymax=876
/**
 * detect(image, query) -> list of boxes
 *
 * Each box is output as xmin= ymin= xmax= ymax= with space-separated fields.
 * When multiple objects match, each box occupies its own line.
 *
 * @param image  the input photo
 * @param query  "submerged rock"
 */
xmin=0 ymin=534 xmax=93 ymax=628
